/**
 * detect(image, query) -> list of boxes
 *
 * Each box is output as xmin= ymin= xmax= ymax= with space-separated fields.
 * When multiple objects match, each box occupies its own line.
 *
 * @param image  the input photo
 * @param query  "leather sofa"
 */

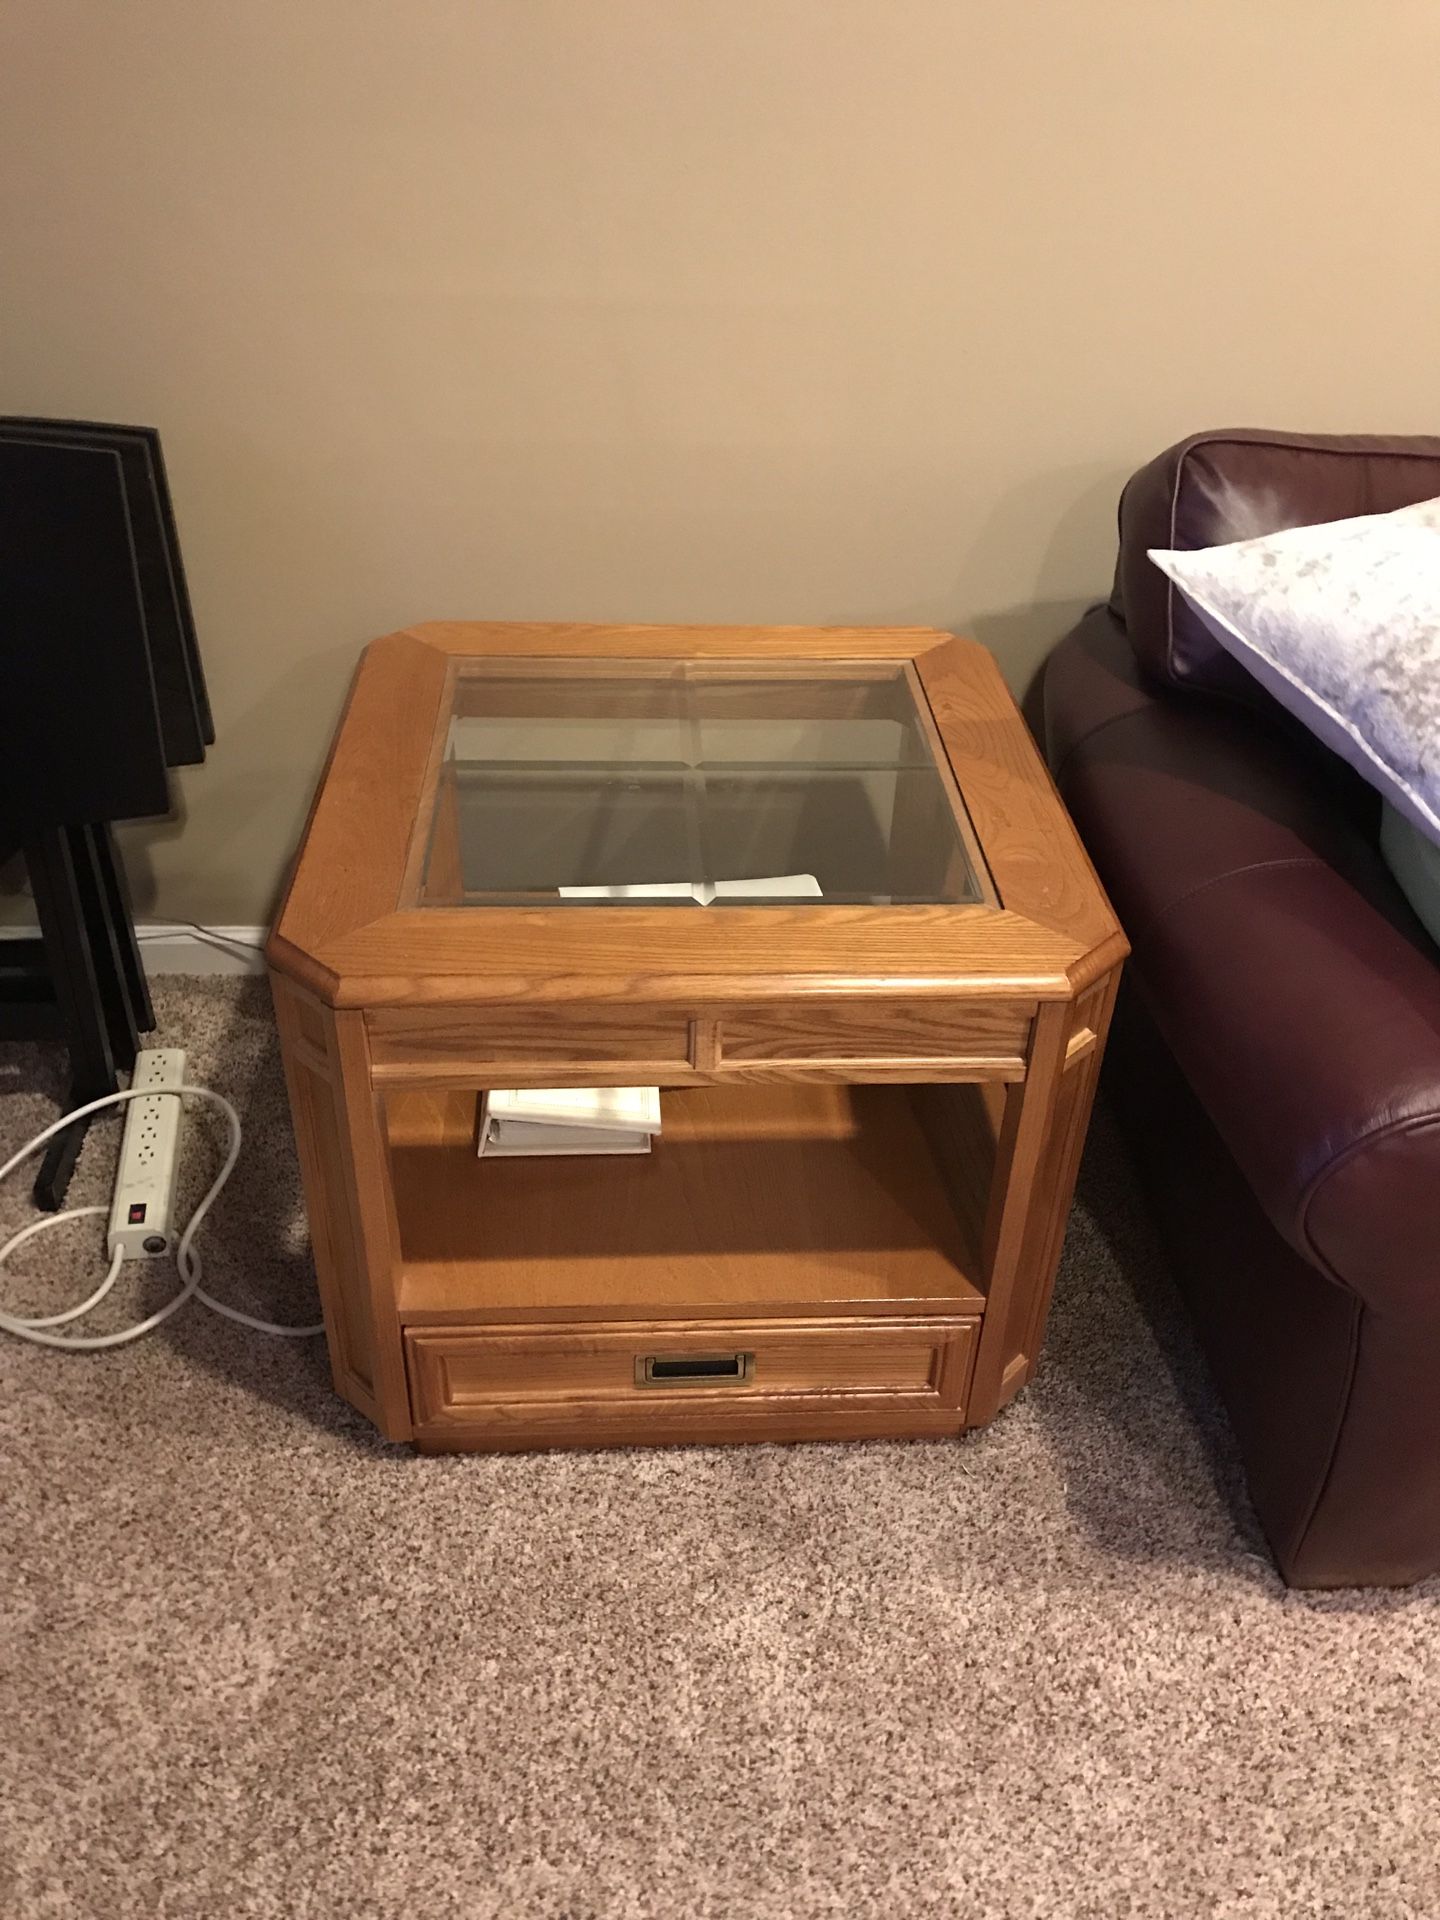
xmin=1043 ymin=429 xmax=1440 ymax=1588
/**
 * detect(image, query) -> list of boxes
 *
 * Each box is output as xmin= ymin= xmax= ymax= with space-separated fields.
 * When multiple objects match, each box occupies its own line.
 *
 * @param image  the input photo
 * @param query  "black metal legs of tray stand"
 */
xmin=3 ymin=825 xmax=155 ymax=1210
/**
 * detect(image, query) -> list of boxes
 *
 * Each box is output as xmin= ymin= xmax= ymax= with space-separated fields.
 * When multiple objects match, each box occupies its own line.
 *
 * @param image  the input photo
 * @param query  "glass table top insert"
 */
xmin=419 ymin=659 xmax=989 ymax=908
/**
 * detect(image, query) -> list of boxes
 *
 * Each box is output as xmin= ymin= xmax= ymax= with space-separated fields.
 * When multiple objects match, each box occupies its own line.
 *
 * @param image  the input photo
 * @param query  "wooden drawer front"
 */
xmin=406 ymin=1318 xmax=977 ymax=1449
xmin=367 ymin=1005 xmax=694 ymax=1086
xmin=716 ymin=1001 xmax=1032 ymax=1079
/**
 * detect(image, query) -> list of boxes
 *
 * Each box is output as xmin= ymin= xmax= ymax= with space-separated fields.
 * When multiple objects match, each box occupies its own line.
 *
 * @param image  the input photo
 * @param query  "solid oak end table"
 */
xmin=267 ymin=624 xmax=1126 ymax=1453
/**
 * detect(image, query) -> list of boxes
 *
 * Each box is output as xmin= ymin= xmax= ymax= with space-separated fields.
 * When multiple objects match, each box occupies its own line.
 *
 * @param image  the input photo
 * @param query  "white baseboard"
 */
xmin=136 ymin=925 xmax=269 ymax=975
xmin=0 ymin=923 xmax=268 ymax=977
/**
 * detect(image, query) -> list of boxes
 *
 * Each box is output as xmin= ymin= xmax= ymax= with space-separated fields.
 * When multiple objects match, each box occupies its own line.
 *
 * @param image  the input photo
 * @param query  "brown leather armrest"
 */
xmin=1045 ymin=625 xmax=1440 ymax=1319
xmin=1042 ymin=605 xmax=1159 ymax=786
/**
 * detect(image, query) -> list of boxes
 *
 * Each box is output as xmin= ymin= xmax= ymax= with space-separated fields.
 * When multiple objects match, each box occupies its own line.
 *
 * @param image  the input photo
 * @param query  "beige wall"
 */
xmin=2 ymin=1 xmax=1437 ymax=924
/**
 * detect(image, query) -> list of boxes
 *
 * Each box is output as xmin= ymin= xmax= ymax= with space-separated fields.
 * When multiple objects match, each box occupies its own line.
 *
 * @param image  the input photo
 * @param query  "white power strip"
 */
xmin=2 ymin=1068 xmax=323 ymax=1349
xmin=106 ymin=1048 xmax=187 ymax=1260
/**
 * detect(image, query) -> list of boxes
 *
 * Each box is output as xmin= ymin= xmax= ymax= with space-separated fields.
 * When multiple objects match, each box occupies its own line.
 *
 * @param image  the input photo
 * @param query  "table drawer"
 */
xmin=367 ymin=1004 xmax=695 ymax=1086
xmin=405 ymin=1317 xmax=977 ymax=1450
xmin=716 ymin=1000 xmax=1032 ymax=1077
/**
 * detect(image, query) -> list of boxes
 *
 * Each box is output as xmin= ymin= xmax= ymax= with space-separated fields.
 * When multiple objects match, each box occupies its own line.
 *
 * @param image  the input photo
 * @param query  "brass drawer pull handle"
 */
xmin=636 ymin=1351 xmax=755 ymax=1387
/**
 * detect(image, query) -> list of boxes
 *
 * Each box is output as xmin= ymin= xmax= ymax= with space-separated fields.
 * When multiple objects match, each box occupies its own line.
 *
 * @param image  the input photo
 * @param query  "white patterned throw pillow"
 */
xmin=1148 ymin=497 xmax=1440 ymax=842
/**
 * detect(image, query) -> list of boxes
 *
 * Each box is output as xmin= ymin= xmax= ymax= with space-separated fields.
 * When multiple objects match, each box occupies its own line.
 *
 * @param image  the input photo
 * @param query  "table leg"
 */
xmin=967 ymin=969 xmax=1121 ymax=1425
xmin=68 ymin=824 xmax=140 ymax=1074
xmin=26 ymin=829 xmax=119 ymax=1211
xmin=270 ymin=973 xmax=412 ymax=1439
xmin=89 ymin=822 xmax=155 ymax=1039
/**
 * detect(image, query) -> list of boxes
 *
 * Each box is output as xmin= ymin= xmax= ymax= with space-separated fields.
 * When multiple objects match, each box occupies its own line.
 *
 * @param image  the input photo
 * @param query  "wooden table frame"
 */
xmin=268 ymin=623 xmax=1126 ymax=1452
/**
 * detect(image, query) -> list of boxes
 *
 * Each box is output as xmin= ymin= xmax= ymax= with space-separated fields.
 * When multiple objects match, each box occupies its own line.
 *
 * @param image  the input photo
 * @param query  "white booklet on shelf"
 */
xmin=477 ymin=1085 xmax=662 ymax=1158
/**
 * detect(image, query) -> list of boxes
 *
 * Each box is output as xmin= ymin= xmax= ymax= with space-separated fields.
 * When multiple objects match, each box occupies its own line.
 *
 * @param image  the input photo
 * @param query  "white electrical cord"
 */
xmin=0 ymin=1085 xmax=323 ymax=1350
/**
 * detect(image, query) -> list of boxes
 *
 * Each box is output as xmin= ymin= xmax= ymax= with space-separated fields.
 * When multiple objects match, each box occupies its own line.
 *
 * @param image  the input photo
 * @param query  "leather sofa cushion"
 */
xmin=1111 ymin=429 xmax=1440 ymax=704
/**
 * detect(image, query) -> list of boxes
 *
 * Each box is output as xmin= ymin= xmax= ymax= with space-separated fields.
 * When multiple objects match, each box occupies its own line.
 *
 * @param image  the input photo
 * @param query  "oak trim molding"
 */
xmin=269 ymin=623 xmax=1124 ymax=1012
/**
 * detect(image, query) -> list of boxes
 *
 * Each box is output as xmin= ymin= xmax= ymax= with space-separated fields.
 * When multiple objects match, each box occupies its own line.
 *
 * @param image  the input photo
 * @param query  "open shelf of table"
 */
xmin=387 ymin=1080 xmax=997 ymax=1326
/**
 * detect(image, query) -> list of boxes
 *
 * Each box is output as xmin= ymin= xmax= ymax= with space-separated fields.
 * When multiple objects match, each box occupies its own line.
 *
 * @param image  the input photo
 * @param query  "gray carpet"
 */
xmin=1 ymin=979 xmax=1436 ymax=1919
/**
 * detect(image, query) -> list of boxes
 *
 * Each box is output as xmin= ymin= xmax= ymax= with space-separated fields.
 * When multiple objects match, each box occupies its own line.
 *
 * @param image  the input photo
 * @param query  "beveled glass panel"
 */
xmin=420 ymin=660 xmax=985 ymax=907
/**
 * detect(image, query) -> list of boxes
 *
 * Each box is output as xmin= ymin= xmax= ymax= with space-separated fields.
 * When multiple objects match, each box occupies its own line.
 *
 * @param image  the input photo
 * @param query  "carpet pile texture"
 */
xmin=1 ymin=979 xmax=1435 ymax=1918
